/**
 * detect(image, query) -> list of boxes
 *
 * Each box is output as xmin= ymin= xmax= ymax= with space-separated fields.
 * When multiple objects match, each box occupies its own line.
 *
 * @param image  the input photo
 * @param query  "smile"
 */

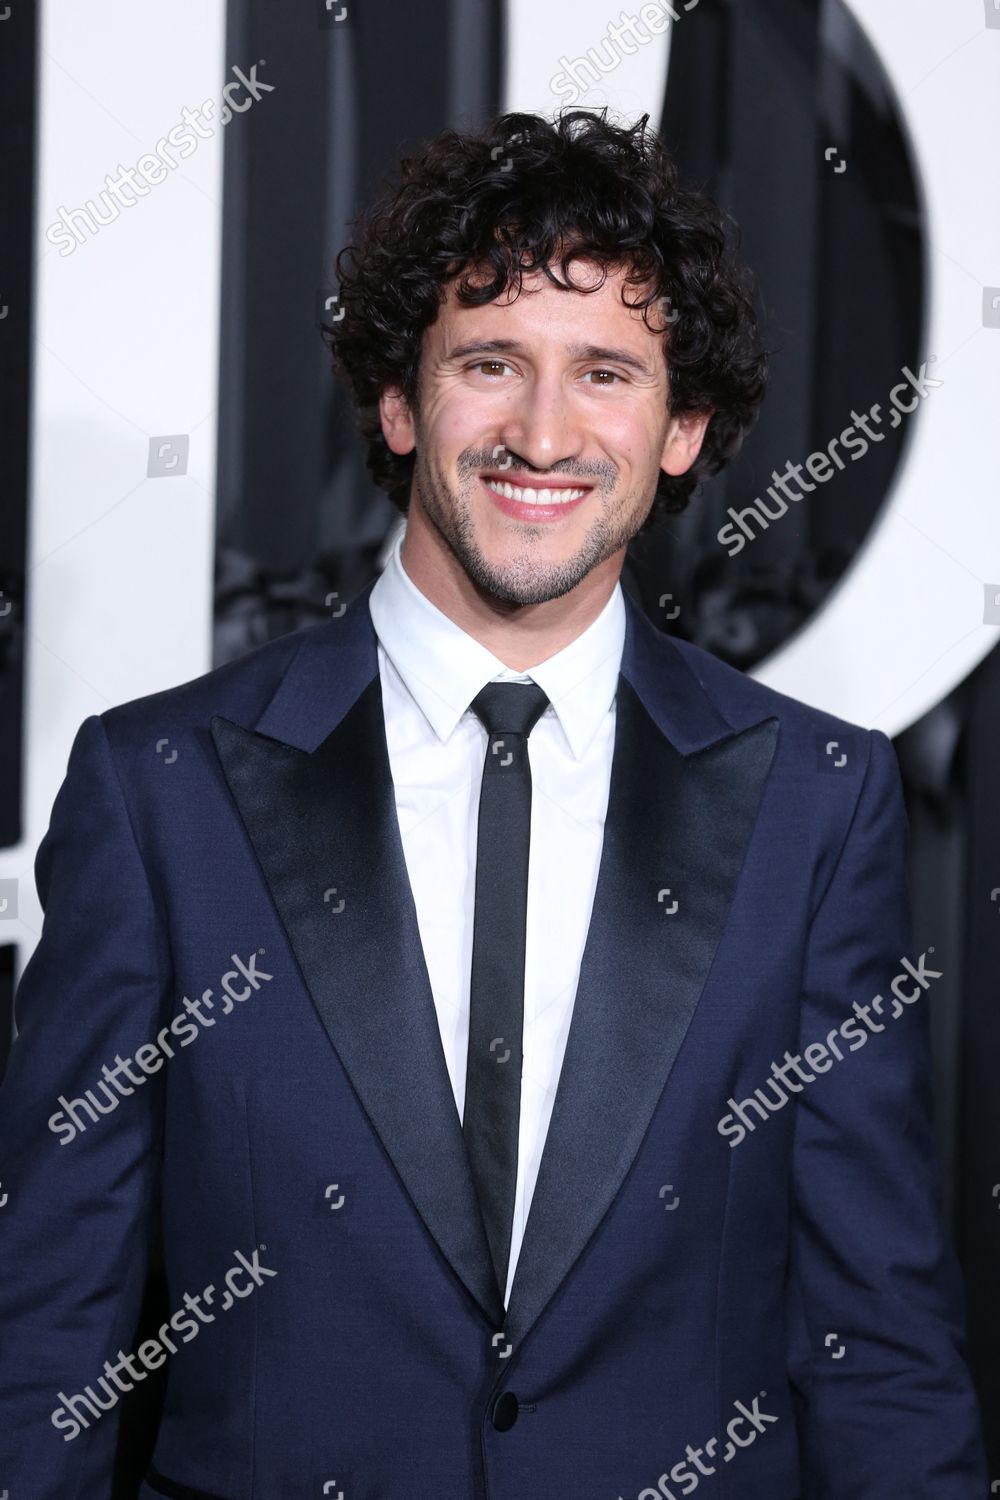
xmin=482 ymin=478 xmax=590 ymax=505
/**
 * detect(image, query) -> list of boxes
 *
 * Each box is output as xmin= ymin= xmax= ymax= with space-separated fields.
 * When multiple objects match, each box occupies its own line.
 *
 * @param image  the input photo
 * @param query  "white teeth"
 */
xmin=484 ymin=479 xmax=587 ymax=504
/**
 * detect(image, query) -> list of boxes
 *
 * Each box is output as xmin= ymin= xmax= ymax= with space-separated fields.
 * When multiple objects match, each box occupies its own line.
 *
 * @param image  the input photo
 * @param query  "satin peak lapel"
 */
xmin=210 ymin=581 xmax=506 ymax=1333
xmin=499 ymin=591 xmax=779 ymax=1352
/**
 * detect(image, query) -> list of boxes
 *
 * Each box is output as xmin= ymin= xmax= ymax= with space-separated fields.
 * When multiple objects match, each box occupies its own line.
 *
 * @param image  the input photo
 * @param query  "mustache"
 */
xmin=458 ymin=447 xmax=617 ymax=486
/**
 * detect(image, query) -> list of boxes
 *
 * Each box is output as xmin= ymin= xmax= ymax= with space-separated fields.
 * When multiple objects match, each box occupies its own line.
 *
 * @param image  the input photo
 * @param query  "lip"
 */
xmin=479 ymin=474 xmax=592 ymax=522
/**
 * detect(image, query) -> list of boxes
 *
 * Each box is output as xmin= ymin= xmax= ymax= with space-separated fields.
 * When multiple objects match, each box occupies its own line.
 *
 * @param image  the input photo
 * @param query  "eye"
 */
xmin=584 ymin=369 xmax=623 ymax=385
xmin=470 ymin=359 xmax=513 ymax=378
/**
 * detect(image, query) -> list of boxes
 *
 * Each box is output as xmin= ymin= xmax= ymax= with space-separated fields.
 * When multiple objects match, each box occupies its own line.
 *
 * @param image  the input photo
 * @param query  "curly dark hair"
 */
xmin=324 ymin=107 xmax=769 ymax=532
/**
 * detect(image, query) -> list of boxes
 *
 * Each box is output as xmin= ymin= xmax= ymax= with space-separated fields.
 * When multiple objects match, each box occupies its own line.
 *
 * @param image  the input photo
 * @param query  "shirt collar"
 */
xmin=367 ymin=521 xmax=625 ymax=760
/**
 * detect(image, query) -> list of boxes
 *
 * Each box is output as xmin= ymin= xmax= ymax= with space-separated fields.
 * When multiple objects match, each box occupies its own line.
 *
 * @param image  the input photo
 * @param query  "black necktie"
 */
xmin=463 ymin=679 xmax=550 ymax=1303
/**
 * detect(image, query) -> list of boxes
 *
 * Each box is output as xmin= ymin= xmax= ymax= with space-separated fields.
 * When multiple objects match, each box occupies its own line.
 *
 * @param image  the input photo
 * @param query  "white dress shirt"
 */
xmin=367 ymin=520 xmax=625 ymax=1309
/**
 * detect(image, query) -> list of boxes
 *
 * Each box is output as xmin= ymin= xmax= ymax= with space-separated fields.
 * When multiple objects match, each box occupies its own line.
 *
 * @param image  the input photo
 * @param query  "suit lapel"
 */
xmin=210 ymin=583 xmax=506 ymax=1333
xmin=209 ymin=578 xmax=778 ymax=1355
xmin=500 ymin=637 xmax=778 ymax=1348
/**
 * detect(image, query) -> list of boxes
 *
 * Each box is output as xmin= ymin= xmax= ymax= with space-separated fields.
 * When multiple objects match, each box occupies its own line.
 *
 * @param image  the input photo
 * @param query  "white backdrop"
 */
xmin=10 ymin=0 xmax=227 ymax=961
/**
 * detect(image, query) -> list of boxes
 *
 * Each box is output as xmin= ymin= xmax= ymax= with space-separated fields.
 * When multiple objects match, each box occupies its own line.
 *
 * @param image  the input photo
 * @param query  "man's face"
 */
xmin=380 ymin=258 xmax=710 ymax=608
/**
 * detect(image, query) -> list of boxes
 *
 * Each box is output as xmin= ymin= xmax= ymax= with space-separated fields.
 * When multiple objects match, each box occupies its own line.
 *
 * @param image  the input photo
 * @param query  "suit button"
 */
xmin=491 ymin=1391 xmax=519 ymax=1431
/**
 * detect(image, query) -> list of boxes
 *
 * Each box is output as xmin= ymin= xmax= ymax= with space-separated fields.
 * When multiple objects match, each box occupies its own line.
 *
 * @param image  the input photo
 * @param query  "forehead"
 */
xmin=432 ymin=258 xmax=663 ymax=348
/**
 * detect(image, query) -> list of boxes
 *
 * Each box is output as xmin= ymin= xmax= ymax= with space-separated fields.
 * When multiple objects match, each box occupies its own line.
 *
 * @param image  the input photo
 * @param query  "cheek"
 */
xmin=604 ymin=419 xmax=663 ymax=479
xmin=598 ymin=397 xmax=665 ymax=454
xmin=419 ymin=392 xmax=493 ymax=461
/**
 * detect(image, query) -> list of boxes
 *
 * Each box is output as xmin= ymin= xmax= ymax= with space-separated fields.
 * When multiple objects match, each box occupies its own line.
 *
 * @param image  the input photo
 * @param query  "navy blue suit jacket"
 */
xmin=0 ymin=579 xmax=987 ymax=1498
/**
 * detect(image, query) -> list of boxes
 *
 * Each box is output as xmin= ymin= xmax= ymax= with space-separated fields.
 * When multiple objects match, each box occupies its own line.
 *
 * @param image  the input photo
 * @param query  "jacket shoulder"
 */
xmin=97 ymin=613 xmax=352 ymax=746
xmin=668 ymin=632 xmax=882 ymax=752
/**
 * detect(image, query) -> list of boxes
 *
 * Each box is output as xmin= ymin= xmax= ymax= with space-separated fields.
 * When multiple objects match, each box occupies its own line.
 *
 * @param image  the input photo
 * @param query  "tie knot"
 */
xmin=469 ymin=680 xmax=550 ymax=739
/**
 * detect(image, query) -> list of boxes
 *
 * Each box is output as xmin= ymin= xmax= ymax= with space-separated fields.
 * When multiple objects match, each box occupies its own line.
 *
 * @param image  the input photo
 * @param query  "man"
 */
xmin=0 ymin=109 xmax=987 ymax=1498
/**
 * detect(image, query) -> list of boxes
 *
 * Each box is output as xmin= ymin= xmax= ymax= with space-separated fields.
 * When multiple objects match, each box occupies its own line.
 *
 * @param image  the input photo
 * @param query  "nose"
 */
xmin=495 ymin=368 xmax=584 ymax=475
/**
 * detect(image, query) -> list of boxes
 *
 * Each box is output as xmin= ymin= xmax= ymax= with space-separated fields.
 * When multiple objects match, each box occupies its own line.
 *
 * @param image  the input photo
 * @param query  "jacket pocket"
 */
xmin=144 ymin=1467 xmax=234 ymax=1500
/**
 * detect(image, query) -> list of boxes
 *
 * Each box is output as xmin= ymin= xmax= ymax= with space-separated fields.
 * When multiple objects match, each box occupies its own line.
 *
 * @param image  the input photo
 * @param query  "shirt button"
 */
xmin=491 ymin=1391 xmax=519 ymax=1431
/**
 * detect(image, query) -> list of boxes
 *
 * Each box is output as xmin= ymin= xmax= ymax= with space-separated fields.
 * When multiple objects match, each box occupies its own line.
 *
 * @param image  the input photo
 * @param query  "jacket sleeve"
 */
xmin=0 ymin=712 xmax=172 ymax=1499
xmin=786 ymin=727 xmax=988 ymax=1498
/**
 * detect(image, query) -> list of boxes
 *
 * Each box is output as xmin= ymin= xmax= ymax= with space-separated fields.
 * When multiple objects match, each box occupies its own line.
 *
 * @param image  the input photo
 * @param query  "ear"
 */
xmin=379 ymin=385 xmax=417 ymax=456
xmin=660 ymin=408 xmax=713 ymax=476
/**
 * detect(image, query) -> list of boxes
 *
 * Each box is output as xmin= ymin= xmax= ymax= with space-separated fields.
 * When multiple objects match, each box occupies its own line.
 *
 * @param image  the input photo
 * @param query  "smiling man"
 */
xmin=0 ymin=108 xmax=987 ymax=1499
xmin=377 ymin=257 xmax=709 ymax=666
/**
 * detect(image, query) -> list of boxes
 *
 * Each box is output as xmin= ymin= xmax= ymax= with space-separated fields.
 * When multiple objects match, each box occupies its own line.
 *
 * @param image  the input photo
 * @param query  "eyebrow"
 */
xmin=446 ymin=338 xmax=657 ymax=376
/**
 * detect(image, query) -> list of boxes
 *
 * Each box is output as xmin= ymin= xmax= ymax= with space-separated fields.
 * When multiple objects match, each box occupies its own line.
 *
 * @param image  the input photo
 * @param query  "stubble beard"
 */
xmin=410 ymin=444 xmax=653 ymax=608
